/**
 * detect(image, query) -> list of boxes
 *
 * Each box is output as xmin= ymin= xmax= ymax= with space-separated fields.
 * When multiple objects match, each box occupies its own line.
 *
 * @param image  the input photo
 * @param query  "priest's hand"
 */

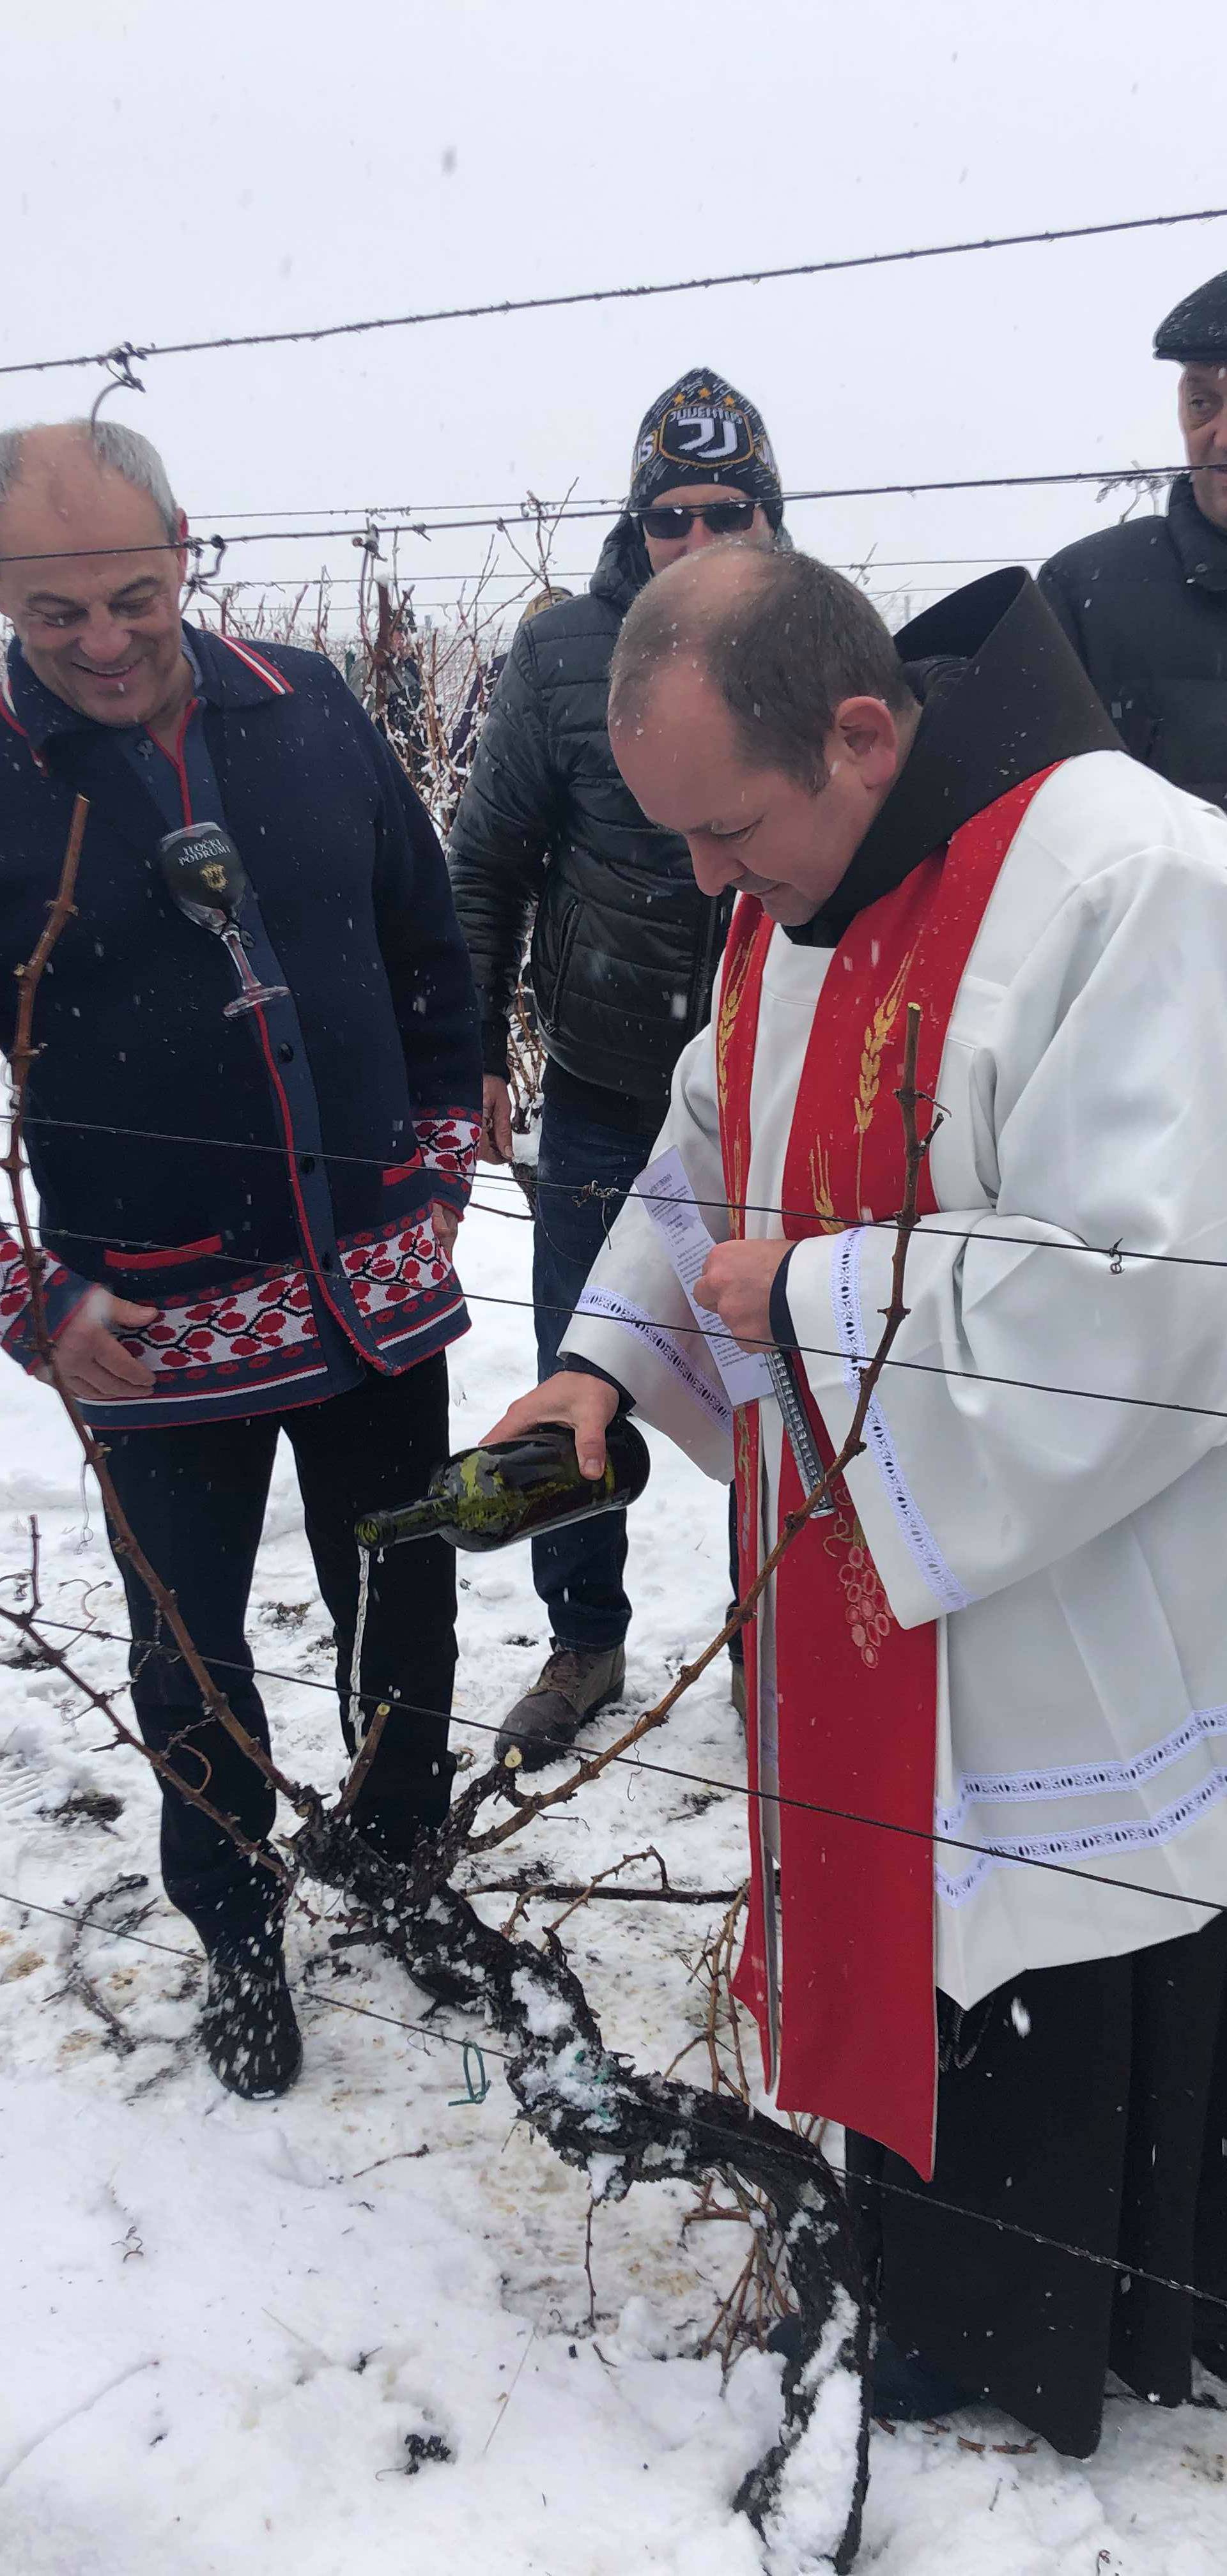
xmin=693 ymin=1239 xmax=791 ymax=1353
xmin=481 ymin=1370 xmax=620 ymax=1480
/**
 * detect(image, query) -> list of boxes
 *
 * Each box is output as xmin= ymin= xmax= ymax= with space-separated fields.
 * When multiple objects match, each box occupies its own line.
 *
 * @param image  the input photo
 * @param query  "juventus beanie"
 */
xmin=628 ymin=368 xmax=783 ymax=527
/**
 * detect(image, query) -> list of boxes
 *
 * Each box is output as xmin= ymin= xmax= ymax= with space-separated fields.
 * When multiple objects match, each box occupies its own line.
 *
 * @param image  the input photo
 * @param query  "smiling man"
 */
xmin=0 ymin=420 xmax=481 ymax=2099
xmin=5 ymin=442 xmax=196 ymax=737
xmin=1041 ymin=266 xmax=1227 ymax=806
xmin=485 ymin=540 xmax=1227 ymax=2450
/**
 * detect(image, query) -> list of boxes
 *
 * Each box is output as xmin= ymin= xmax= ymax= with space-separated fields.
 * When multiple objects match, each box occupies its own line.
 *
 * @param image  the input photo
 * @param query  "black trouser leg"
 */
xmin=284 ymin=1355 xmax=457 ymax=1833
xmin=1194 ymin=1945 xmax=1227 ymax=2375
xmin=845 ymin=1919 xmax=1227 ymax=2457
xmin=103 ymin=1413 xmax=282 ymax=1949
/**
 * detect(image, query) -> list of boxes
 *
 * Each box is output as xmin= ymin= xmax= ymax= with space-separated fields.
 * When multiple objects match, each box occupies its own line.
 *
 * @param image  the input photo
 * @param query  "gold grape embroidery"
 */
xmin=825 ymin=1500 xmax=893 ymax=1669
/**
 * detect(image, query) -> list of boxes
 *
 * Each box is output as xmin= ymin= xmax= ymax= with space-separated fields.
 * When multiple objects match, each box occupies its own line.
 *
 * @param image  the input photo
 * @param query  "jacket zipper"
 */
xmin=150 ymin=698 xmax=200 ymax=822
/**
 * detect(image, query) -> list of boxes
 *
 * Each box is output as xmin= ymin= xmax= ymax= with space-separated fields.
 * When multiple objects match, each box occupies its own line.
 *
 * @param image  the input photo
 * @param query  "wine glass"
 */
xmin=158 ymin=822 xmax=289 ymax=1020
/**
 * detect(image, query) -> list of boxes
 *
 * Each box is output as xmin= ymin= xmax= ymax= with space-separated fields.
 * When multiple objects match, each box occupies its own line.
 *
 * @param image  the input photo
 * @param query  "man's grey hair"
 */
xmin=0 ymin=420 xmax=180 ymax=543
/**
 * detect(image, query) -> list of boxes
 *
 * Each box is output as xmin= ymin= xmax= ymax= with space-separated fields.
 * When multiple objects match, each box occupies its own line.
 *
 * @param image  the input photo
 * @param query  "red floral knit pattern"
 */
xmin=107 ymin=1210 xmax=463 ymax=1397
xmin=117 ymin=1261 xmax=318 ymax=1382
xmin=0 ymin=1236 xmax=35 ymax=1331
xmin=414 ymin=1108 xmax=480 ymax=1191
xmin=0 ymin=1230 xmax=80 ymax=1365
xmin=341 ymin=1215 xmax=452 ymax=1324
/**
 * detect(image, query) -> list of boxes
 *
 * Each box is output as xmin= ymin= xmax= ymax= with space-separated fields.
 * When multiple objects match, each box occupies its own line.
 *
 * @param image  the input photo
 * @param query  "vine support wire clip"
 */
xmin=447 ymin=2041 xmax=490 ymax=2108
xmin=102 ymin=342 xmax=146 ymax=394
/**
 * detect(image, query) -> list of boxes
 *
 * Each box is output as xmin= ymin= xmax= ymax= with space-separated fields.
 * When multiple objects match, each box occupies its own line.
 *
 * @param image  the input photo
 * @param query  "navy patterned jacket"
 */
xmin=0 ymin=622 xmax=482 ymax=1427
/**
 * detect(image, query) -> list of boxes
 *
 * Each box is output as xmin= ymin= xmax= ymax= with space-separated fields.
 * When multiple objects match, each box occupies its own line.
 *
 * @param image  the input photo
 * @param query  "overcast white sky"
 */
xmin=5 ymin=0 xmax=1226 ymax=624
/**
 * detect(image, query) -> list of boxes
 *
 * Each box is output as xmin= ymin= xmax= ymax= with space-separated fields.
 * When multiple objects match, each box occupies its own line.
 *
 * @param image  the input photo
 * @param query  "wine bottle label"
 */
xmin=357 ymin=1425 xmax=645 ymax=1554
xmin=454 ymin=1443 xmax=600 ymax=1534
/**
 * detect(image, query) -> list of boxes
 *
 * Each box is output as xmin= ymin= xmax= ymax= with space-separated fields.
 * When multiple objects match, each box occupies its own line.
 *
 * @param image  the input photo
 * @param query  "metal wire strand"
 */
xmin=15 ymin=1614 xmax=1227 ymax=1926
xmin=1 ymin=202 xmax=1224 ymax=381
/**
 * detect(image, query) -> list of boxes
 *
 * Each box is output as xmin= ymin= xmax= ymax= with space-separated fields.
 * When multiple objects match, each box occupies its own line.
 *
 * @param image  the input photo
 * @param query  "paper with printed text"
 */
xmin=635 ymin=1147 xmax=775 ymax=1410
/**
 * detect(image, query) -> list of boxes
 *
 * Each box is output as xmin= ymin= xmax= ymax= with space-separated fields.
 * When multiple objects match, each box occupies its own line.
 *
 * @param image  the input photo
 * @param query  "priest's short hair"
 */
xmin=609 ymin=543 xmax=917 ymax=786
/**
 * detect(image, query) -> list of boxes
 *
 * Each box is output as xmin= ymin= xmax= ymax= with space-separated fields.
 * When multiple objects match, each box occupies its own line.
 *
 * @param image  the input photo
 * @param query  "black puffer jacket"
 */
xmin=1039 ymin=475 xmax=1227 ymax=809
xmin=447 ymin=514 xmax=730 ymax=1120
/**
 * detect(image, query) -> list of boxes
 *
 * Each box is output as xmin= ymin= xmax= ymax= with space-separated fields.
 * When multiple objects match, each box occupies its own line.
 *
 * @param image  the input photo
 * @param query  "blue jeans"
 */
xmin=532 ymin=1098 xmax=660 ymax=1650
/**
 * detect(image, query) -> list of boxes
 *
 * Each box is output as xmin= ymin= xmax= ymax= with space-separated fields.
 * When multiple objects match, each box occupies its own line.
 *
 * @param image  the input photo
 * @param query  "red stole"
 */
xmin=719 ymin=770 xmax=1057 ymax=2179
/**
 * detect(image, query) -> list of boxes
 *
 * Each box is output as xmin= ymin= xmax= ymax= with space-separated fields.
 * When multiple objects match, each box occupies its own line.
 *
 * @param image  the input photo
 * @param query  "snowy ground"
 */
xmin=1 ymin=1197 xmax=1224 ymax=2573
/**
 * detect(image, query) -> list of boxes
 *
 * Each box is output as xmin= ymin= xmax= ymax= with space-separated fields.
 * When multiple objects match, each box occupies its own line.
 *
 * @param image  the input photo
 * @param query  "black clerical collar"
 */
xmin=787 ymin=569 xmax=1123 ymax=947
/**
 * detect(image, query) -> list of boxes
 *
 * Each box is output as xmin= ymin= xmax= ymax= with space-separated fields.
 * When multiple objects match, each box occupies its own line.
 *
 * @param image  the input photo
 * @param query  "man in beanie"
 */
xmin=1040 ymin=270 xmax=1227 ymax=806
xmin=449 ymin=371 xmax=782 ymax=1764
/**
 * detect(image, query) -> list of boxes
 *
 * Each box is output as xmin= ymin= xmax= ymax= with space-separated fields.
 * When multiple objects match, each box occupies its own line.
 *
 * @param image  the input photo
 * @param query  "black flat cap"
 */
xmin=1154 ymin=269 xmax=1227 ymax=362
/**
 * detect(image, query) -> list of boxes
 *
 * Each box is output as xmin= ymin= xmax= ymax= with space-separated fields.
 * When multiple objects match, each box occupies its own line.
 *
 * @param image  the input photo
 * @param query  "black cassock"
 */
xmin=846 ymin=1914 xmax=1227 ymax=2455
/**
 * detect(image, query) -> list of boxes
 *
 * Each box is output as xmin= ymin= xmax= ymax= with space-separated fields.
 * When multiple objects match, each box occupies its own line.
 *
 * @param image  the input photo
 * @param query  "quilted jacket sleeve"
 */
xmin=446 ymin=625 xmax=562 ymax=1077
xmin=363 ymin=714 xmax=483 ymax=1209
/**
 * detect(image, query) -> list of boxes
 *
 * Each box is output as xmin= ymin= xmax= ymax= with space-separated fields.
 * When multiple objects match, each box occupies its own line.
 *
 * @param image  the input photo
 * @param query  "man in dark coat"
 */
xmin=1040 ymin=268 xmax=1227 ymax=806
xmin=0 ymin=420 xmax=482 ymax=2098
xmin=448 ymin=369 xmax=783 ymax=1764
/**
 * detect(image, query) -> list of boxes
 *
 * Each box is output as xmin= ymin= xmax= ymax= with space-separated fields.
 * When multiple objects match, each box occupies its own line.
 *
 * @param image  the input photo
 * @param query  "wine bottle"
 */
xmin=355 ymin=1418 xmax=650 ymax=1554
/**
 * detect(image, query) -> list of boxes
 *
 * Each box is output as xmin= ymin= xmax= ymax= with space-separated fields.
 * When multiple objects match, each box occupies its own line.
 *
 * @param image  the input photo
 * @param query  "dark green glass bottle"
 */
xmin=355 ymin=1418 xmax=651 ymax=1554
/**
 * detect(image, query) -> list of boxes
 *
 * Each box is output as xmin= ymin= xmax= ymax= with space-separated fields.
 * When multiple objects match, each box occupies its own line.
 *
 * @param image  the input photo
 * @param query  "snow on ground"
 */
xmin=1 ymin=1197 xmax=1224 ymax=2573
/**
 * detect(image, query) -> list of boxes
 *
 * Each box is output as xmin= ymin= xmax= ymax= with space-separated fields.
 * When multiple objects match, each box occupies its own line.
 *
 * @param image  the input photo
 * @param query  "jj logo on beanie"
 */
xmin=629 ymin=368 xmax=783 ymax=528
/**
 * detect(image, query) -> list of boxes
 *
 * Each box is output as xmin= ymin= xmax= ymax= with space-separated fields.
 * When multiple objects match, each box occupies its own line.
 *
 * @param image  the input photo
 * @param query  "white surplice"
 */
xmin=562 ymin=751 xmax=1227 ymax=2009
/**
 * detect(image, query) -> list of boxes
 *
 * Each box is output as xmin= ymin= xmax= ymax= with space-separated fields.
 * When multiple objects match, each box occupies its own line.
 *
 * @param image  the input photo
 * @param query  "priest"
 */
xmin=483 ymin=543 xmax=1227 ymax=2451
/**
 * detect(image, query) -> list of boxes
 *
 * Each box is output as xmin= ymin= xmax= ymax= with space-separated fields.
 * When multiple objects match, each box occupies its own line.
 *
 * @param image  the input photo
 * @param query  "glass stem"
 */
xmin=219 ymin=923 xmax=266 ymax=1002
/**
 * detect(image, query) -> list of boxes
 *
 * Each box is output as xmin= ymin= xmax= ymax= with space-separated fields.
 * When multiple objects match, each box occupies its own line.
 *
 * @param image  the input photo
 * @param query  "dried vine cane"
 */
xmin=300 ymin=1008 xmax=939 ymax=2570
xmin=0 ymin=1579 xmax=291 ymax=1884
xmin=6 ymin=822 xmax=930 ymax=2570
xmin=297 ymin=1803 xmax=874 ymax=2573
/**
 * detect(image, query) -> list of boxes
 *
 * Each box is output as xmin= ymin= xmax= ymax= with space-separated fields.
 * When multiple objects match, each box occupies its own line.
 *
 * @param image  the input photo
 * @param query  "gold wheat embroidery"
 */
xmin=717 ymin=923 xmax=758 ymax=1239
xmin=729 ymin=1135 xmax=748 ymax=1242
xmin=715 ymin=924 xmax=755 ymax=1126
xmin=853 ymin=944 xmax=916 ymax=1208
xmin=854 ymin=949 xmax=913 ymax=1137
xmin=806 ymin=1135 xmax=843 ymax=1236
xmin=734 ymin=1405 xmax=755 ymax=1574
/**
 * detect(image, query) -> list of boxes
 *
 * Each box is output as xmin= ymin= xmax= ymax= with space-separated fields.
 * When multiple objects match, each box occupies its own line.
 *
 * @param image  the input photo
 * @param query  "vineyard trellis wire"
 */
xmin=0 ymin=460 xmax=1219 ymax=571
xmin=1 ymin=200 xmax=1224 ymax=381
xmin=3 ymin=174 xmax=1227 ymax=2573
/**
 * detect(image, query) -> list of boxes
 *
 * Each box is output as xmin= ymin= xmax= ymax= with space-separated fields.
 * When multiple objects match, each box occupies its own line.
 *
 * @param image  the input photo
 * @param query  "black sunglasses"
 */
xmin=638 ymin=498 xmax=757 ymax=540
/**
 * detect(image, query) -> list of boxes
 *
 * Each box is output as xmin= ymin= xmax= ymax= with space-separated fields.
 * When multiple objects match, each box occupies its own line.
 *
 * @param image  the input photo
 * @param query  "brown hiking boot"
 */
xmin=494 ymin=1641 xmax=626 ymax=1772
